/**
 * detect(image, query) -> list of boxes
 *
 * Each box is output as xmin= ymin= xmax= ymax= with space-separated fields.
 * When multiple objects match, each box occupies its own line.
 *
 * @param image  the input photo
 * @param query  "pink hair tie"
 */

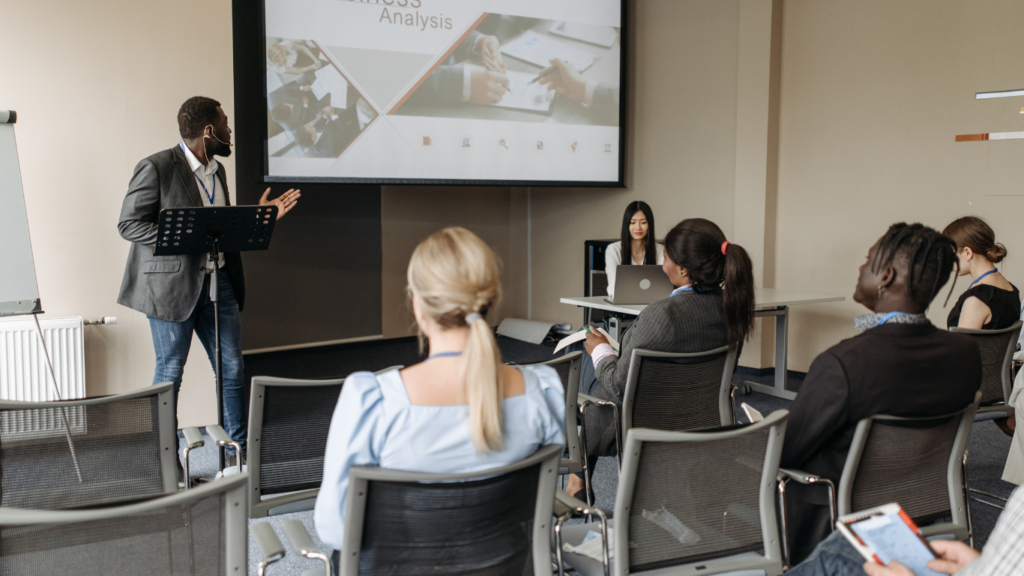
xmin=721 ymin=241 xmax=730 ymax=255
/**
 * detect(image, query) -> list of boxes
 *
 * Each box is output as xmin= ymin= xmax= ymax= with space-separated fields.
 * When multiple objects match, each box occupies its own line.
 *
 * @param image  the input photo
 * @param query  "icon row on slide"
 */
xmin=421 ymin=135 xmax=613 ymax=154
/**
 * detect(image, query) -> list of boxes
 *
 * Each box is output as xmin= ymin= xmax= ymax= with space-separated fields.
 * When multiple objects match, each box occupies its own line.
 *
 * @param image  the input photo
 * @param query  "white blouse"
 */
xmin=604 ymin=241 xmax=665 ymax=297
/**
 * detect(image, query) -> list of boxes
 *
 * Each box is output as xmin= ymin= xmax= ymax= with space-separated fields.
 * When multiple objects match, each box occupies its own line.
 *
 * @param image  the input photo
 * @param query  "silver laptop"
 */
xmin=605 ymin=265 xmax=676 ymax=305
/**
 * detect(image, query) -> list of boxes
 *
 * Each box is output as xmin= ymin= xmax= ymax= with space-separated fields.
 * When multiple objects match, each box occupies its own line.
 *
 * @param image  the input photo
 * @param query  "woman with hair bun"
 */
xmin=314 ymin=227 xmax=565 ymax=559
xmin=943 ymin=216 xmax=1020 ymax=330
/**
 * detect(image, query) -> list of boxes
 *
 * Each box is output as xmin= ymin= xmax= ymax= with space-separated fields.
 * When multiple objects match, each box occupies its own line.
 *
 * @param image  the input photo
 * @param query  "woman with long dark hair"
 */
xmin=566 ymin=218 xmax=757 ymax=500
xmin=604 ymin=201 xmax=664 ymax=298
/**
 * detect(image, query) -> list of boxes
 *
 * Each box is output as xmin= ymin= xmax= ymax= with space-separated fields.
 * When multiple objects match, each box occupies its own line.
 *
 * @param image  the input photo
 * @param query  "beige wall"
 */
xmin=10 ymin=0 xmax=1024 ymax=425
xmin=528 ymin=0 xmax=742 ymax=328
xmin=380 ymin=186 xmax=527 ymax=338
xmin=775 ymin=0 xmax=1024 ymax=371
xmin=0 ymin=0 xmax=234 ymax=426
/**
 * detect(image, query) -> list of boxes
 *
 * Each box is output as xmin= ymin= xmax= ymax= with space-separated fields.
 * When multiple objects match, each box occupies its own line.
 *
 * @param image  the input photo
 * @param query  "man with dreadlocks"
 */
xmin=779 ymin=223 xmax=982 ymax=563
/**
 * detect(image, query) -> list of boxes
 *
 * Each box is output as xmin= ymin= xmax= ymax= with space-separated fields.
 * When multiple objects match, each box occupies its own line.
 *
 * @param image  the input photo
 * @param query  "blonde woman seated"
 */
xmin=314 ymin=227 xmax=566 ymax=558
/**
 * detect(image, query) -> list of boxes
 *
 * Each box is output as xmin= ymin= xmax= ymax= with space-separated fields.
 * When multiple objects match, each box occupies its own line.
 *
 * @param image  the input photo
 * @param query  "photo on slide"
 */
xmin=391 ymin=14 xmax=621 ymax=128
xmin=265 ymin=37 xmax=379 ymax=160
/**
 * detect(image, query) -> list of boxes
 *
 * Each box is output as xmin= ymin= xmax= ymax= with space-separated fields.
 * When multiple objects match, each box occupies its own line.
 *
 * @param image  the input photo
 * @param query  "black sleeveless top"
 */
xmin=946 ymin=283 xmax=1021 ymax=329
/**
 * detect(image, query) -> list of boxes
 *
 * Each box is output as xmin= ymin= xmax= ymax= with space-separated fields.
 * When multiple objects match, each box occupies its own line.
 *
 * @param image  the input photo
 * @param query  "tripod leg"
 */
xmin=32 ymin=315 xmax=84 ymax=483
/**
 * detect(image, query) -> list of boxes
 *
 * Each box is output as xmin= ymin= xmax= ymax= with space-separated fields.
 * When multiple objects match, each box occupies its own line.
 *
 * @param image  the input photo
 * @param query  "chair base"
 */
xmin=559 ymin=522 xmax=777 ymax=576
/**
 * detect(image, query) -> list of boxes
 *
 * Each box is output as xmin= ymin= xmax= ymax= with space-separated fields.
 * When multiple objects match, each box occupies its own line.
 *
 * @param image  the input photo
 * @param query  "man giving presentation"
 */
xmin=117 ymin=96 xmax=300 ymax=476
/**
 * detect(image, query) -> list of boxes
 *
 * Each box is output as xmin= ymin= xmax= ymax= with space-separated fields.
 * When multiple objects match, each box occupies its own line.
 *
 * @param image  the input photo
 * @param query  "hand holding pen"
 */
xmin=534 ymin=58 xmax=587 ymax=104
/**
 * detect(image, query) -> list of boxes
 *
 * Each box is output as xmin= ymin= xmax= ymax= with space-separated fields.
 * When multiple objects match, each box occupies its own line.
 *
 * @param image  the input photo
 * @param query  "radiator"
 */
xmin=0 ymin=316 xmax=86 ymax=401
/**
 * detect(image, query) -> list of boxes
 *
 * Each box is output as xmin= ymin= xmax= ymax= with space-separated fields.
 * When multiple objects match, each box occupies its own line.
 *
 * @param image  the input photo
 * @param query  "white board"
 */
xmin=0 ymin=118 xmax=41 ymax=316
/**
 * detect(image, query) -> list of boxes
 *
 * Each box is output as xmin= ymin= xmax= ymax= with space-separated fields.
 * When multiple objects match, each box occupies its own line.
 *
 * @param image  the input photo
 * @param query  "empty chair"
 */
xmin=248 ymin=375 xmax=345 ymax=517
xmin=328 ymin=443 xmax=562 ymax=575
xmin=524 ymin=352 xmax=584 ymax=477
xmin=560 ymin=411 xmax=789 ymax=576
xmin=0 ymin=473 xmax=247 ymax=574
xmin=950 ymin=321 xmax=1022 ymax=420
xmin=0 ymin=382 xmax=177 ymax=510
xmin=780 ymin=391 xmax=980 ymax=560
xmin=581 ymin=346 xmax=739 ymax=465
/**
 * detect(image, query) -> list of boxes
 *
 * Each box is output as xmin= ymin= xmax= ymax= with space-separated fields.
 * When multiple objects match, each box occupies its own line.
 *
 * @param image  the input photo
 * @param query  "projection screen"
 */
xmin=262 ymin=0 xmax=625 ymax=186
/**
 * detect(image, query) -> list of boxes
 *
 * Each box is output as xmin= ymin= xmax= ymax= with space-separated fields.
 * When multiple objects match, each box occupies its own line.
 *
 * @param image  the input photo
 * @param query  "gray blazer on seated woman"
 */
xmin=566 ymin=218 xmax=758 ymax=500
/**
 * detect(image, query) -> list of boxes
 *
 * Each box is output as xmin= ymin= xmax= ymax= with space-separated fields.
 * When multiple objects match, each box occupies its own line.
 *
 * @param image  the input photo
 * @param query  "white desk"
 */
xmin=560 ymin=288 xmax=846 ymax=400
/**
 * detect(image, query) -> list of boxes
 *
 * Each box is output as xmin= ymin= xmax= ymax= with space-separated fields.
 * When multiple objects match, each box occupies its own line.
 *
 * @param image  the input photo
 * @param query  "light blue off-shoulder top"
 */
xmin=313 ymin=364 xmax=566 ymax=550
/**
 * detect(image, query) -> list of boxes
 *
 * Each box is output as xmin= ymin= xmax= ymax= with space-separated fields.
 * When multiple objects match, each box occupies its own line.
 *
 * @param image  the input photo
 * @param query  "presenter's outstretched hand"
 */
xmin=259 ymin=187 xmax=301 ymax=220
xmin=540 ymin=58 xmax=587 ymax=104
xmin=469 ymin=69 xmax=509 ymax=105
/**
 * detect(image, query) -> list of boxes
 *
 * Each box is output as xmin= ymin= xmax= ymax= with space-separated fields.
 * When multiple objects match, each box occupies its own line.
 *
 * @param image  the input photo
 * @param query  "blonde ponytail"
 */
xmin=407 ymin=227 xmax=504 ymax=453
xmin=463 ymin=314 xmax=504 ymax=452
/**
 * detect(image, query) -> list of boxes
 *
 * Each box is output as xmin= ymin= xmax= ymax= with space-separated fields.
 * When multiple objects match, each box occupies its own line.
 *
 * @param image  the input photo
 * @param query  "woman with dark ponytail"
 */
xmin=565 ymin=218 xmax=756 ymax=500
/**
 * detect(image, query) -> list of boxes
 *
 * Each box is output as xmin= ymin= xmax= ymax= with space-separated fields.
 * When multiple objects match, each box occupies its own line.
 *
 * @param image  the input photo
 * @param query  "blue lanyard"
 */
xmin=180 ymin=142 xmax=216 ymax=205
xmin=875 ymin=311 xmax=910 ymax=326
xmin=670 ymin=284 xmax=722 ymax=297
xmin=194 ymin=173 xmax=215 ymax=205
xmin=426 ymin=351 xmax=462 ymax=360
xmin=970 ymin=268 xmax=997 ymax=289
xmin=670 ymin=285 xmax=693 ymax=297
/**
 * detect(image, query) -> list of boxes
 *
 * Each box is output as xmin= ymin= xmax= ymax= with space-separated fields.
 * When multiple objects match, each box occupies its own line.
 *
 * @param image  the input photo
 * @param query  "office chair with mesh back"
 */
xmin=559 ymin=411 xmax=789 ymax=576
xmin=580 ymin=346 xmax=739 ymax=467
xmin=248 ymin=366 xmax=403 ymax=518
xmin=298 ymin=443 xmax=562 ymax=576
xmin=523 ymin=352 xmax=585 ymax=476
xmin=0 ymin=382 xmax=178 ymax=510
xmin=779 ymin=391 xmax=980 ymax=563
xmin=0 ymin=473 xmax=248 ymax=575
xmin=248 ymin=375 xmax=345 ymax=517
xmin=950 ymin=321 xmax=1021 ymax=421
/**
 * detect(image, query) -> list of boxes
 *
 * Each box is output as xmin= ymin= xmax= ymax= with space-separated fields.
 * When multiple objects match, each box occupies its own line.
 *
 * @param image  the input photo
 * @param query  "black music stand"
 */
xmin=155 ymin=205 xmax=278 ymax=470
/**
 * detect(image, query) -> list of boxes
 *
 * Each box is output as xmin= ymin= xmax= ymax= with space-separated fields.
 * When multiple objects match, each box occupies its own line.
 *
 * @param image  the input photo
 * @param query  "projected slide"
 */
xmin=263 ymin=0 xmax=623 ymax=184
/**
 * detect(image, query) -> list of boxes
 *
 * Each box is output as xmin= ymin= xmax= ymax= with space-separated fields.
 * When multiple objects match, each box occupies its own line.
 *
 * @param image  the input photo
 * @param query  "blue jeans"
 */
xmin=786 ymin=531 xmax=867 ymax=576
xmin=147 ymin=274 xmax=246 ymax=454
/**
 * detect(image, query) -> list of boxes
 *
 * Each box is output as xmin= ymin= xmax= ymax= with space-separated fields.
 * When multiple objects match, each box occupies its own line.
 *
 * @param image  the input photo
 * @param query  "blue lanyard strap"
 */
xmin=970 ymin=268 xmax=997 ymax=289
xmin=426 ymin=351 xmax=462 ymax=360
xmin=194 ymin=173 xmax=215 ymax=205
xmin=180 ymin=142 xmax=216 ymax=205
xmin=670 ymin=285 xmax=693 ymax=297
xmin=875 ymin=311 xmax=908 ymax=326
xmin=670 ymin=284 xmax=723 ymax=297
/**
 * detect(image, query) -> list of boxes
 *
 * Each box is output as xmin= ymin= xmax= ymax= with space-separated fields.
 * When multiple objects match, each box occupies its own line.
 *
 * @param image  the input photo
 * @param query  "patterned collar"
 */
xmin=853 ymin=312 xmax=930 ymax=331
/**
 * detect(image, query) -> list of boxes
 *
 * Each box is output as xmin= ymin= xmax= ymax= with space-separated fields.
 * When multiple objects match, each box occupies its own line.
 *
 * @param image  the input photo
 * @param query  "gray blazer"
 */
xmin=585 ymin=291 xmax=729 ymax=456
xmin=117 ymin=145 xmax=245 ymax=322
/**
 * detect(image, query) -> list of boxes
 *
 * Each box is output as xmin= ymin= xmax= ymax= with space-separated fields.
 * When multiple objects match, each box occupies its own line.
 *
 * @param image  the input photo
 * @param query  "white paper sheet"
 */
xmin=469 ymin=66 xmax=554 ymax=113
xmin=500 ymin=30 xmax=600 ymax=73
xmin=741 ymin=403 xmax=764 ymax=423
xmin=311 ymin=65 xmax=349 ymax=109
xmin=563 ymin=527 xmax=614 ymax=561
xmin=553 ymin=327 xmax=620 ymax=355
